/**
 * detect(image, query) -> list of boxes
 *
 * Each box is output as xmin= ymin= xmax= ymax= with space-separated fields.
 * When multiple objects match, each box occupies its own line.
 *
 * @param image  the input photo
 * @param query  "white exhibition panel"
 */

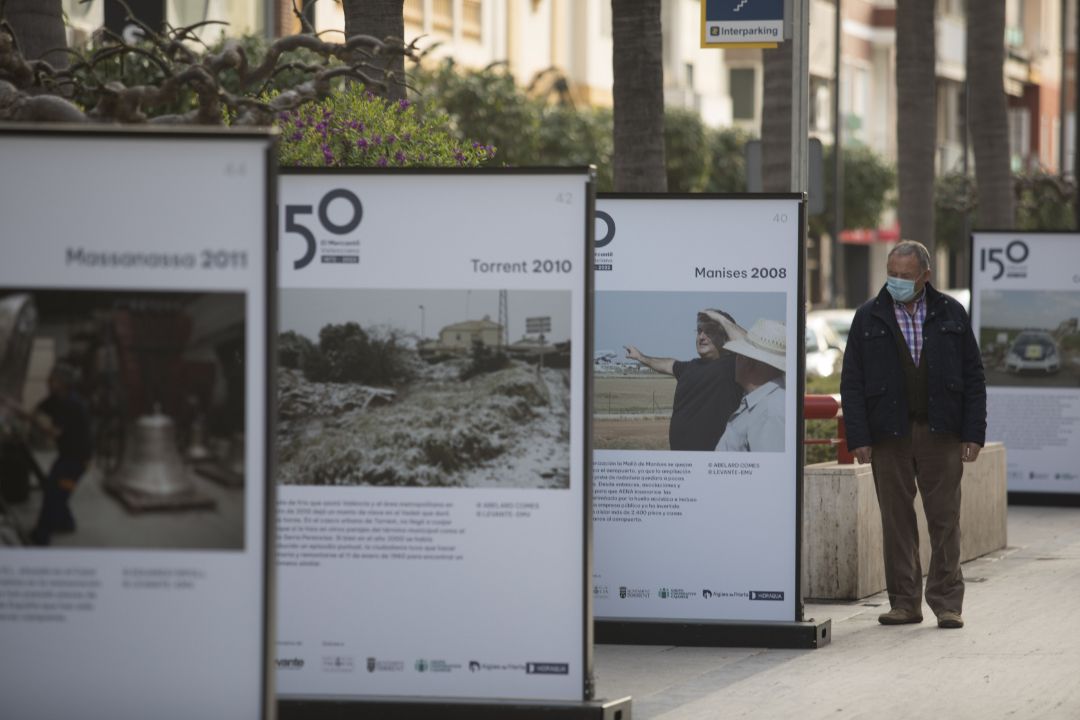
xmin=971 ymin=232 xmax=1080 ymax=494
xmin=275 ymin=171 xmax=590 ymax=702
xmin=592 ymin=196 xmax=802 ymax=622
xmin=0 ymin=131 xmax=272 ymax=719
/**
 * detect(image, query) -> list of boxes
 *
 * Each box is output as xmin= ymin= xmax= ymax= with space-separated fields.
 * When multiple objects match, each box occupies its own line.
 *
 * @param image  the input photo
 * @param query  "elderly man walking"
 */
xmin=841 ymin=240 xmax=986 ymax=629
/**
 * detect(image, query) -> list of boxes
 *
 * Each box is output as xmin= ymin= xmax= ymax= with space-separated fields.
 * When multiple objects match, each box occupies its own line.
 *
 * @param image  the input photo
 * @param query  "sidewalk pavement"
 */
xmin=593 ymin=505 xmax=1080 ymax=720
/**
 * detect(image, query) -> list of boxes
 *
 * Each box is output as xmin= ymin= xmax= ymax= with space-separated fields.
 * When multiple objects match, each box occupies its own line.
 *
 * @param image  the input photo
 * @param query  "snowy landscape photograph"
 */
xmin=277 ymin=288 xmax=572 ymax=489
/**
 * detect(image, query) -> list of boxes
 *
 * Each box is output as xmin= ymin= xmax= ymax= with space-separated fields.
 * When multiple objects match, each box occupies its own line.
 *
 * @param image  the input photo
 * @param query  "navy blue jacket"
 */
xmin=840 ymin=283 xmax=986 ymax=451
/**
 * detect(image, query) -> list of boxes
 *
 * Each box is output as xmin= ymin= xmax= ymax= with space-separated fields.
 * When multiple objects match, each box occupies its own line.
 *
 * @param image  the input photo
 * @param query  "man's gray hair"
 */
xmin=888 ymin=240 xmax=931 ymax=271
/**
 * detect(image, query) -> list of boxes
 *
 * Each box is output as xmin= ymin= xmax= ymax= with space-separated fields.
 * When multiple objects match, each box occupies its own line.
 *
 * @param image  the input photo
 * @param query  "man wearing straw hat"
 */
xmin=841 ymin=240 xmax=986 ymax=630
xmin=624 ymin=309 xmax=743 ymax=451
xmin=706 ymin=316 xmax=787 ymax=452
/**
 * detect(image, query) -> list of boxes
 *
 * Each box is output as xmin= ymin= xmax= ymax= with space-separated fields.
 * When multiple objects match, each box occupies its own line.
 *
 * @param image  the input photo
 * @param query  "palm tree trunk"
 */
xmin=896 ymin=0 xmax=937 ymax=255
xmin=761 ymin=41 xmax=793 ymax=192
xmin=2 ymin=0 xmax=67 ymax=69
xmin=342 ymin=0 xmax=406 ymax=101
xmin=966 ymin=0 xmax=1014 ymax=228
xmin=612 ymin=0 xmax=667 ymax=192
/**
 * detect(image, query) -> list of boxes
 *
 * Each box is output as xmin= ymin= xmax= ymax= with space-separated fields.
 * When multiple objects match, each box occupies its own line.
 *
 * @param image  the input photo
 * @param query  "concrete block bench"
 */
xmin=801 ymin=442 xmax=1007 ymax=600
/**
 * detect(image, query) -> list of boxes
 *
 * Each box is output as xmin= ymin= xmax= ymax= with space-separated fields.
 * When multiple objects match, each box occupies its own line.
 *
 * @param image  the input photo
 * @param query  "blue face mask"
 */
xmin=886 ymin=275 xmax=918 ymax=303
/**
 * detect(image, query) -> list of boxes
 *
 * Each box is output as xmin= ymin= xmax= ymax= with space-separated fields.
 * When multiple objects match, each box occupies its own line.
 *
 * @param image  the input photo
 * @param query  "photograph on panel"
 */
xmin=978 ymin=289 xmax=1080 ymax=388
xmin=593 ymin=290 xmax=790 ymax=452
xmin=0 ymin=289 xmax=246 ymax=550
xmin=278 ymin=288 xmax=571 ymax=489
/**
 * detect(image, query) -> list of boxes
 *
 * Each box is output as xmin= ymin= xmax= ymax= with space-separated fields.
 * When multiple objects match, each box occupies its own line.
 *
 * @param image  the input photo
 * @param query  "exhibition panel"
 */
xmin=0 ymin=126 xmax=276 ymax=719
xmin=592 ymin=195 xmax=820 ymax=642
xmin=971 ymin=231 xmax=1080 ymax=497
xmin=275 ymin=169 xmax=597 ymax=708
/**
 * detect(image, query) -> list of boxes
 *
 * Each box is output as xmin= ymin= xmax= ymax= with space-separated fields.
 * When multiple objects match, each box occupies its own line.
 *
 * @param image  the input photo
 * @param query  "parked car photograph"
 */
xmin=1005 ymin=330 xmax=1060 ymax=375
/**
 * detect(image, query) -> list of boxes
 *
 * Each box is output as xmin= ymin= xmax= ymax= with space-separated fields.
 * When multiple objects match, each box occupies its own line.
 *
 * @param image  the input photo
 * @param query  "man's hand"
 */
xmin=853 ymin=446 xmax=872 ymax=464
xmin=624 ymin=345 xmax=643 ymax=362
xmin=961 ymin=442 xmax=981 ymax=463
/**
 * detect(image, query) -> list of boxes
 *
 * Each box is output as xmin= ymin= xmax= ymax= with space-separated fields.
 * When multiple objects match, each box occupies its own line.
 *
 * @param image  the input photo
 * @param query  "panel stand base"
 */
xmin=279 ymin=696 xmax=633 ymax=720
xmin=596 ymin=618 xmax=831 ymax=649
xmin=1008 ymin=492 xmax=1080 ymax=507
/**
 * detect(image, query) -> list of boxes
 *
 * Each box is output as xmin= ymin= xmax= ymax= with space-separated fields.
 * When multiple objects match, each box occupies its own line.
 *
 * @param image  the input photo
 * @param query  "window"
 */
xmin=810 ymin=76 xmax=832 ymax=133
xmin=433 ymin=0 xmax=453 ymax=34
xmin=463 ymin=0 xmax=482 ymax=42
xmin=404 ymin=0 xmax=423 ymax=26
xmin=729 ymin=67 xmax=756 ymax=121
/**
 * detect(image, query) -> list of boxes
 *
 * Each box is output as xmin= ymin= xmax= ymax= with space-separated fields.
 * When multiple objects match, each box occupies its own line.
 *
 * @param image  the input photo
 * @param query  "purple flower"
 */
xmin=372 ymin=134 xmax=382 ymax=146
xmin=277 ymin=112 xmax=291 ymax=122
xmin=290 ymin=131 xmax=303 ymax=142
xmin=394 ymin=150 xmax=406 ymax=164
xmin=386 ymin=133 xmax=397 ymax=145
xmin=322 ymin=108 xmax=333 ymax=119
xmin=377 ymin=156 xmax=388 ymax=167
xmin=356 ymin=137 xmax=369 ymax=150
xmin=365 ymin=90 xmax=375 ymax=101
xmin=348 ymin=120 xmax=359 ymax=130
xmin=402 ymin=132 xmax=412 ymax=142
xmin=357 ymin=121 xmax=365 ymax=132
xmin=398 ymin=98 xmax=411 ymax=111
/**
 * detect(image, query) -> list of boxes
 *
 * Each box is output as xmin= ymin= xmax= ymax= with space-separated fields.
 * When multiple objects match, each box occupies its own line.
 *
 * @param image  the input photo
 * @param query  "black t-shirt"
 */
xmin=37 ymin=393 xmax=93 ymax=463
xmin=669 ymin=355 xmax=742 ymax=451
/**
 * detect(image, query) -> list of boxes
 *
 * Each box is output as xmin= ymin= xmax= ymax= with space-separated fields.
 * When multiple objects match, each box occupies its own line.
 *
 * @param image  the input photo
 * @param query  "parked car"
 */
xmin=1005 ymin=330 xmax=1060 ymax=375
xmin=807 ymin=308 xmax=855 ymax=349
xmin=805 ymin=316 xmax=846 ymax=378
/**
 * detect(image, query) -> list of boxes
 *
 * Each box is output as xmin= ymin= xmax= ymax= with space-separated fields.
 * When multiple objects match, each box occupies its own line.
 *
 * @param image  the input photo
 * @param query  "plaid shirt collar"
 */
xmin=893 ymin=291 xmax=927 ymax=365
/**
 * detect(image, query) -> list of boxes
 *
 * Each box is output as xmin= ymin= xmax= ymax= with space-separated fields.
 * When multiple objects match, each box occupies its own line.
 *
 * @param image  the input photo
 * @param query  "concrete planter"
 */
xmin=801 ymin=442 xmax=1007 ymax=600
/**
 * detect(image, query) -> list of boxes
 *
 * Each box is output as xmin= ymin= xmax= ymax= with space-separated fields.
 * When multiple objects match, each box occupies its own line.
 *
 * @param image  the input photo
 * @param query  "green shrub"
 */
xmin=705 ymin=126 xmax=752 ymax=193
xmin=664 ymin=108 xmax=710 ymax=192
xmin=460 ymin=339 xmax=510 ymax=380
xmin=810 ymin=144 xmax=896 ymax=239
xmin=278 ymin=330 xmax=318 ymax=370
xmin=276 ymin=84 xmax=493 ymax=168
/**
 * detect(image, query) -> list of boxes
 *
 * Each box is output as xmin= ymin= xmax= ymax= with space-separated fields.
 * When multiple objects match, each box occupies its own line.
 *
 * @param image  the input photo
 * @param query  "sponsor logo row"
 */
xmin=275 ymin=656 xmax=567 ymax=676
xmin=594 ymin=585 xmax=784 ymax=602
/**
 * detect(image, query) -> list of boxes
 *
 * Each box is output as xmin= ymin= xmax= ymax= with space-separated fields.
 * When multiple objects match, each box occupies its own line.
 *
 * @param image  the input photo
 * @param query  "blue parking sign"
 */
xmin=703 ymin=0 xmax=785 ymax=46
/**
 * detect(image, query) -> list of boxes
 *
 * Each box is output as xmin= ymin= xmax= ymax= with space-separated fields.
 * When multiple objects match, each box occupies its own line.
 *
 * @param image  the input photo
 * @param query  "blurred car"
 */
xmin=1005 ymin=331 xmax=1060 ymax=375
xmin=805 ymin=316 xmax=846 ymax=378
xmin=807 ymin=308 xmax=855 ymax=349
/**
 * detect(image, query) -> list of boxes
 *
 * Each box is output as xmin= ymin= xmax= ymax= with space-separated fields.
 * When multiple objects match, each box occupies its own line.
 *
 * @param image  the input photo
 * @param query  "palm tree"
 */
xmin=761 ymin=42 xmax=794 ymax=192
xmin=611 ymin=0 xmax=667 ymax=192
xmin=342 ymin=0 xmax=406 ymax=100
xmin=896 ymin=0 xmax=937 ymax=256
xmin=1 ymin=0 xmax=67 ymax=68
xmin=966 ymin=0 xmax=1014 ymax=228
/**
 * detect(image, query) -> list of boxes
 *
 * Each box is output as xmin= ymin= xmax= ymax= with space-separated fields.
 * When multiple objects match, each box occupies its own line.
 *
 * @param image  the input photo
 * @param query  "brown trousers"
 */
xmin=870 ymin=420 xmax=964 ymax=616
